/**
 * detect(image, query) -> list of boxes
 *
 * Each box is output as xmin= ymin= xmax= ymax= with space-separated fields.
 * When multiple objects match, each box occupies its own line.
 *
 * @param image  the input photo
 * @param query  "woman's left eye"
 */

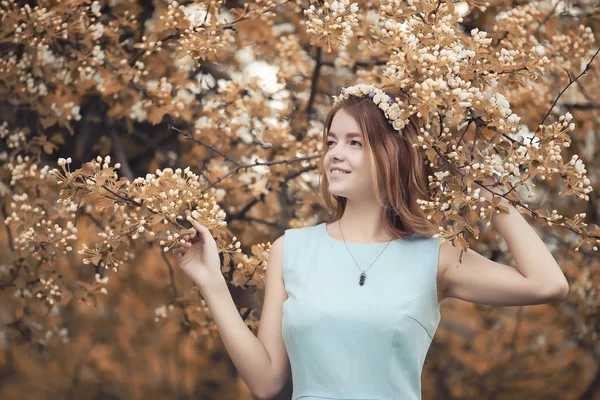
xmin=325 ymin=140 xmax=361 ymax=147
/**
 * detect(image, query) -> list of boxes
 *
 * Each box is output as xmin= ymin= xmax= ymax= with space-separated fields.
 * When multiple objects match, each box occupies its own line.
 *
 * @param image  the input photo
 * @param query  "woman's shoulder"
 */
xmin=283 ymin=223 xmax=322 ymax=247
xmin=285 ymin=223 xmax=322 ymax=235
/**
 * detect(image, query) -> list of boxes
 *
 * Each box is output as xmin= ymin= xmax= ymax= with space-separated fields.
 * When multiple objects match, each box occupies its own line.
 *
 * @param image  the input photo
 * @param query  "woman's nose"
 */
xmin=329 ymin=144 xmax=346 ymax=160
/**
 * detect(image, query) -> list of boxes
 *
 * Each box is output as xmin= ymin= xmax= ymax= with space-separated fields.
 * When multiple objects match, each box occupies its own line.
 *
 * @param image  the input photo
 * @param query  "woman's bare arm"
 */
xmin=196 ymin=234 xmax=289 ymax=399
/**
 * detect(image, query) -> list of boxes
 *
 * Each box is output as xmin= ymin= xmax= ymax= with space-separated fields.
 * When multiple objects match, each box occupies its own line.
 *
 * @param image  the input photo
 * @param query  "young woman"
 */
xmin=174 ymin=83 xmax=569 ymax=400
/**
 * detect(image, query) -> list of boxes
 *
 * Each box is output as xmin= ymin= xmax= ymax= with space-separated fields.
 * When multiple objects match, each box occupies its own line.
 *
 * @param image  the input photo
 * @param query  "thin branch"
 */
xmin=0 ymin=202 xmax=15 ymax=253
xmin=561 ymin=102 xmax=600 ymax=111
xmin=533 ymin=0 xmax=561 ymax=39
xmin=518 ymin=47 xmax=600 ymax=161
xmin=160 ymin=250 xmax=192 ymax=327
xmin=320 ymin=58 xmax=388 ymax=68
xmin=305 ymin=46 xmax=323 ymax=119
xmin=430 ymin=142 xmax=600 ymax=242
xmin=169 ymin=125 xmax=323 ymax=192
xmin=225 ymin=164 xmax=318 ymax=223
xmin=510 ymin=306 xmax=523 ymax=351
xmin=219 ymin=0 xmax=294 ymax=30
xmin=533 ymin=47 xmax=600 ymax=139
xmin=199 ymin=154 xmax=322 ymax=193
xmin=168 ymin=124 xmax=240 ymax=165
xmin=109 ymin=129 xmax=135 ymax=182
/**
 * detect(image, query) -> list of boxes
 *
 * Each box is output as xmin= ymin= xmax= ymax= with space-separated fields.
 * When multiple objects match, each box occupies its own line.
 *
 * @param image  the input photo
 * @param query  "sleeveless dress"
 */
xmin=281 ymin=222 xmax=442 ymax=400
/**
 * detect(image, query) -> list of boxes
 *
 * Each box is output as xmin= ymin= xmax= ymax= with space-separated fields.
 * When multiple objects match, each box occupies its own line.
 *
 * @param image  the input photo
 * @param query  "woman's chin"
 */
xmin=329 ymin=188 xmax=349 ymax=197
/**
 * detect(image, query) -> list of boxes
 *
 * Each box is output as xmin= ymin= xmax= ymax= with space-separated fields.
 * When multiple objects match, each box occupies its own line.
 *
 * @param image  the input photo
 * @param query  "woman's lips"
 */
xmin=330 ymin=171 xmax=350 ymax=178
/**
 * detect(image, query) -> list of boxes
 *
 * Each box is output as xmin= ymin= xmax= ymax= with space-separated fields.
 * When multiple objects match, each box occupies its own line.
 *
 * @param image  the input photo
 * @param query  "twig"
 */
xmin=305 ymin=46 xmax=323 ymax=119
xmin=199 ymin=154 xmax=322 ymax=193
xmin=0 ymin=202 xmax=15 ymax=253
xmin=109 ymin=129 xmax=135 ymax=182
xmin=533 ymin=0 xmax=561 ymax=39
xmin=219 ymin=0 xmax=294 ymax=30
xmin=168 ymin=124 xmax=240 ymax=165
xmin=532 ymin=48 xmax=600 ymax=140
xmin=510 ymin=306 xmax=523 ymax=351
xmin=160 ymin=250 xmax=192 ymax=327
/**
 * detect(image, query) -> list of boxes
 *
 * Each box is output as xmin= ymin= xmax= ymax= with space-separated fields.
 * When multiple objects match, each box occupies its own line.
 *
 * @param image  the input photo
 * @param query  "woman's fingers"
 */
xmin=187 ymin=217 xmax=204 ymax=233
xmin=173 ymin=241 xmax=192 ymax=257
xmin=186 ymin=217 xmax=206 ymax=242
xmin=173 ymin=239 xmax=193 ymax=256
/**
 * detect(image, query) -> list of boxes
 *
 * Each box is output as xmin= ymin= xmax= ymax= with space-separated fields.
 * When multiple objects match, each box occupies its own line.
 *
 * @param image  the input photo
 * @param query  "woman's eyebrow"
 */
xmin=327 ymin=132 xmax=362 ymax=138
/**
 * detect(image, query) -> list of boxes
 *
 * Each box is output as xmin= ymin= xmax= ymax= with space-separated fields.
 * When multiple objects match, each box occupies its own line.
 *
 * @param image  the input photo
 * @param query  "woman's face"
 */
xmin=324 ymin=108 xmax=374 ymax=200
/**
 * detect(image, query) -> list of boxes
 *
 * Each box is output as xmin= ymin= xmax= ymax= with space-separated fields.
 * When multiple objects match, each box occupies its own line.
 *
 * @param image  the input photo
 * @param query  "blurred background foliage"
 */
xmin=1 ymin=0 xmax=600 ymax=399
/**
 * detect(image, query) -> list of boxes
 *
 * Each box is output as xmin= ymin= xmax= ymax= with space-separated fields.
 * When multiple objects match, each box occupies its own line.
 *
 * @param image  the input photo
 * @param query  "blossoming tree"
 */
xmin=1 ymin=0 xmax=599 ymax=398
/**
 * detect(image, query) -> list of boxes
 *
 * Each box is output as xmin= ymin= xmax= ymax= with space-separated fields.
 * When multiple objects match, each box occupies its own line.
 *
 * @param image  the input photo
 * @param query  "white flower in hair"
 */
xmin=393 ymin=118 xmax=406 ymax=130
xmin=333 ymin=83 xmax=410 ymax=133
xmin=386 ymin=103 xmax=401 ymax=119
xmin=373 ymin=92 xmax=389 ymax=105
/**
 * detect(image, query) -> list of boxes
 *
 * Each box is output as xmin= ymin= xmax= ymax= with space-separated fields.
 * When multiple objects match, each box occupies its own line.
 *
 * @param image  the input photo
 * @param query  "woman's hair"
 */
xmin=319 ymin=84 xmax=439 ymax=240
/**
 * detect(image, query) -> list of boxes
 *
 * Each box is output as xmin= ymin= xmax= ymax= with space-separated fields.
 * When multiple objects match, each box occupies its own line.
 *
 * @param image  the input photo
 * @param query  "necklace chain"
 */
xmin=338 ymin=220 xmax=394 ymax=286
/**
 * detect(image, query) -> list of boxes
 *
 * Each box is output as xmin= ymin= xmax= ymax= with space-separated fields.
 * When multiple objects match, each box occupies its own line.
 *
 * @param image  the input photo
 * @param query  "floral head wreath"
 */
xmin=332 ymin=83 xmax=409 ymax=131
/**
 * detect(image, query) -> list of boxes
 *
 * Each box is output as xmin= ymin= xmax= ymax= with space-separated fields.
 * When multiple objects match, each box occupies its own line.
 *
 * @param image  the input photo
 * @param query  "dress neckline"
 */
xmin=320 ymin=222 xmax=405 ymax=246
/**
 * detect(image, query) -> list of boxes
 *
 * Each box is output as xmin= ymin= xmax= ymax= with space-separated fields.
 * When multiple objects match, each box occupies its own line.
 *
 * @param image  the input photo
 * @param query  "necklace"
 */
xmin=338 ymin=220 xmax=394 ymax=286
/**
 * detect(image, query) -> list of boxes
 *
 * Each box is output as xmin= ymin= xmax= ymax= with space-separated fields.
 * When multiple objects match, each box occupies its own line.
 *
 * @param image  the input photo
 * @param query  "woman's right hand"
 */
xmin=173 ymin=217 xmax=223 ymax=287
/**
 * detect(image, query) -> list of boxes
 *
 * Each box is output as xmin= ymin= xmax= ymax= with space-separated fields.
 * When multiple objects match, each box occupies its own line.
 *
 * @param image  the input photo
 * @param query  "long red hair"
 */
xmin=319 ymin=84 xmax=439 ymax=240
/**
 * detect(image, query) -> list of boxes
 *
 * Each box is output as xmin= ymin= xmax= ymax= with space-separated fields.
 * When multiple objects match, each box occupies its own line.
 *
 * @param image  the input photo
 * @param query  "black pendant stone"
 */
xmin=359 ymin=272 xmax=366 ymax=286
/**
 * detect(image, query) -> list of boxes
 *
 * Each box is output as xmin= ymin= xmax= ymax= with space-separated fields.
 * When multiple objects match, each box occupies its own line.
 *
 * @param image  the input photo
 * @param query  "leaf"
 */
xmin=223 ymin=253 xmax=230 ymax=268
xmin=480 ymin=127 xmax=498 ymax=141
xmin=96 ymin=197 xmax=114 ymax=211
xmin=147 ymin=106 xmax=169 ymax=125
xmin=40 ymin=114 xmax=58 ymax=129
xmin=50 ymin=133 xmax=64 ymax=145
xmin=91 ymin=253 xmax=102 ymax=266
xmin=43 ymin=141 xmax=57 ymax=154
xmin=309 ymin=34 xmax=322 ymax=46
xmin=108 ymin=102 xmax=124 ymax=118
xmin=81 ymin=163 xmax=96 ymax=175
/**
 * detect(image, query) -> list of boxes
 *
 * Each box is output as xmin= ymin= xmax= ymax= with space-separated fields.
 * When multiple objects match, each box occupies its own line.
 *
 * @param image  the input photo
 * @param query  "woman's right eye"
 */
xmin=326 ymin=141 xmax=334 ymax=146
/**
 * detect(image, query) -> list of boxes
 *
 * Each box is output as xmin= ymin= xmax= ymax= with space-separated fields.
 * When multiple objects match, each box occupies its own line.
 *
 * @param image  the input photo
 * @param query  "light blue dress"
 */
xmin=282 ymin=222 xmax=442 ymax=400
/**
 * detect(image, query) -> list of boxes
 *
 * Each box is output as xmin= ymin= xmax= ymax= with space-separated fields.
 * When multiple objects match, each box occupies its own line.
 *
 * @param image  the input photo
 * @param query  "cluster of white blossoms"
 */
xmin=333 ymin=83 xmax=413 ymax=131
xmin=129 ymin=100 xmax=149 ymax=122
xmin=91 ymin=45 xmax=105 ymax=65
xmin=303 ymin=0 xmax=359 ymax=52
xmin=41 ymin=326 xmax=70 ymax=345
xmin=36 ymin=277 xmax=62 ymax=306
xmin=154 ymin=304 xmax=175 ymax=322
xmin=88 ymin=22 xmax=105 ymax=40
xmin=6 ymin=154 xmax=52 ymax=187
xmin=470 ymin=28 xmax=493 ymax=46
xmin=5 ymin=191 xmax=79 ymax=259
xmin=51 ymin=156 xmax=241 ymax=269
xmin=0 ymin=121 xmax=29 ymax=149
xmin=47 ymin=101 xmax=81 ymax=122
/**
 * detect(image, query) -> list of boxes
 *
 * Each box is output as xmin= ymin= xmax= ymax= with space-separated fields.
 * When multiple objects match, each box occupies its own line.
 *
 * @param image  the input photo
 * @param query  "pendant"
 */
xmin=359 ymin=272 xmax=367 ymax=286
